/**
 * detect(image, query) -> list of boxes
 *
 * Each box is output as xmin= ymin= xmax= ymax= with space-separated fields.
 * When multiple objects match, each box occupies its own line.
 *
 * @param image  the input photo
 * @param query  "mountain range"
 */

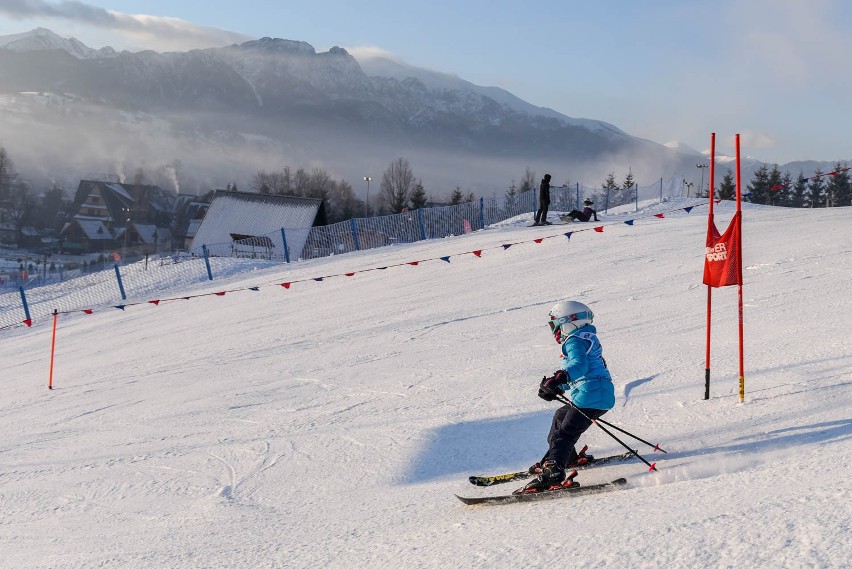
xmin=0 ymin=28 xmax=843 ymax=198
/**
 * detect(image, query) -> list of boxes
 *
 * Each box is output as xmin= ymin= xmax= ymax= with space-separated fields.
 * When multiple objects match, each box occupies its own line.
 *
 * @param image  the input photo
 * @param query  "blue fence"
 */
xmin=0 ymin=177 xmax=681 ymax=330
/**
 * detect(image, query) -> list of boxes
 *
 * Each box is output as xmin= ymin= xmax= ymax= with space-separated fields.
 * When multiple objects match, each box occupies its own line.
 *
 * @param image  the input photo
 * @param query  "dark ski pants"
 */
xmin=567 ymin=210 xmax=590 ymax=222
xmin=542 ymin=404 xmax=608 ymax=468
xmin=534 ymin=201 xmax=550 ymax=224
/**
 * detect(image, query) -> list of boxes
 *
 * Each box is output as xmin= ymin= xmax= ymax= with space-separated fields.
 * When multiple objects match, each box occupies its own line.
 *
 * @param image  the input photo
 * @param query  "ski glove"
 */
xmin=538 ymin=371 xmax=568 ymax=401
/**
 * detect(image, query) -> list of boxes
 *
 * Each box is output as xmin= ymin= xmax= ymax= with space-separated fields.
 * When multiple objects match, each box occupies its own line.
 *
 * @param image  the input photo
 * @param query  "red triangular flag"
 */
xmin=654 ymin=213 xmax=665 ymax=219
xmin=534 ymin=238 xmax=543 ymax=244
xmin=215 ymin=292 xmax=226 ymax=296
xmin=22 ymin=319 xmax=32 ymax=327
xmin=345 ymin=272 xmax=355 ymax=277
xmin=472 ymin=250 xmax=482 ymax=257
xmin=594 ymin=226 xmax=604 ymax=232
xmin=83 ymin=309 xmax=93 ymax=315
xmin=148 ymin=300 xmax=160 ymax=305
xmin=408 ymin=261 xmax=420 ymax=266
xmin=281 ymin=282 xmax=291 ymax=289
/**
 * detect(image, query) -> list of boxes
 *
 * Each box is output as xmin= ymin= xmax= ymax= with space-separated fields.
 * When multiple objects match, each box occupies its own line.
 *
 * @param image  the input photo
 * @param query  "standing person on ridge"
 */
xmin=533 ymin=174 xmax=552 ymax=226
xmin=561 ymin=198 xmax=599 ymax=223
xmin=517 ymin=300 xmax=616 ymax=494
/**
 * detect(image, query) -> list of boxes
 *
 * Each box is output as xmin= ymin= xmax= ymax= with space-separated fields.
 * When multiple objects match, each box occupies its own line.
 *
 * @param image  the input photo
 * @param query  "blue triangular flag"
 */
xmin=440 ymin=256 xmax=451 ymax=263
xmin=624 ymin=220 xmax=635 ymax=226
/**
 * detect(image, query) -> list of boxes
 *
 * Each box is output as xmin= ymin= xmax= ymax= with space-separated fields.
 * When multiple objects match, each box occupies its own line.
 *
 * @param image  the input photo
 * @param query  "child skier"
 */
xmin=518 ymin=300 xmax=616 ymax=493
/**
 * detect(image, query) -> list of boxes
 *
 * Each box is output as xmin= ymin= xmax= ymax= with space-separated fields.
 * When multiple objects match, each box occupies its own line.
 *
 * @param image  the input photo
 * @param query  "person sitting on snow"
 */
xmin=561 ymin=198 xmax=599 ymax=223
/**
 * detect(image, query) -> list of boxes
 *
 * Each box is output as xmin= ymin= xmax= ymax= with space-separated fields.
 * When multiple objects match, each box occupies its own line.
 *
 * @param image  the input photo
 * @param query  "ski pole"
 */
xmin=554 ymin=393 xmax=657 ymax=472
xmin=594 ymin=417 xmax=667 ymax=454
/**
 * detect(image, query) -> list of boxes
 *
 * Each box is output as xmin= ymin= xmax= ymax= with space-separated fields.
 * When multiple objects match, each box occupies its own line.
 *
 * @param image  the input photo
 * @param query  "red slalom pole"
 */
xmin=704 ymin=132 xmax=716 ymax=400
xmin=48 ymin=309 xmax=58 ymax=390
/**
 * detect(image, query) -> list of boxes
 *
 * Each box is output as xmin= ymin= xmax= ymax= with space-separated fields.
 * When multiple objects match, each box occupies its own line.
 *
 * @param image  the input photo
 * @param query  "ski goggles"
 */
xmin=548 ymin=311 xmax=592 ymax=332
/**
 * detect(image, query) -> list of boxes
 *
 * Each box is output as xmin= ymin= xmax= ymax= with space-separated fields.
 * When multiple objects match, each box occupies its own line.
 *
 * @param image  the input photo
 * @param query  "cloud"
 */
xmin=345 ymin=45 xmax=402 ymax=63
xmin=0 ymin=0 xmax=253 ymax=50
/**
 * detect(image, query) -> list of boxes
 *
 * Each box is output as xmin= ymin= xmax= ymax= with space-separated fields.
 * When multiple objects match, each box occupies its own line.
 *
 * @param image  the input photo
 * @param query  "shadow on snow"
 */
xmin=403 ymin=411 xmax=553 ymax=484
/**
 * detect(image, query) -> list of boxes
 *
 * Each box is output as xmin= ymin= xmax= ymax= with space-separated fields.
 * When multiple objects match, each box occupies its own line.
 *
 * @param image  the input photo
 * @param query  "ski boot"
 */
xmin=567 ymin=445 xmax=595 ymax=468
xmin=515 ymin=460 xmax=566 ymax=493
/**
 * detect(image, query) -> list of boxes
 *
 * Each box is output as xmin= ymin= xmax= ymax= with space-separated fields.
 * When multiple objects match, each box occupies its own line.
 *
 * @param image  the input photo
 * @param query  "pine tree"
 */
xmin=718 ymin=169 xmax=736 ymax=201
xmin=601 ymin=173 xmax=619 ymax=190
xmin=409 ymin=180 xmax=427 ymax=210
xmin=776 ymin=171 xmax=793 ymax=207
xmin=450 ymin=186 xmax=464 ymax=205
xmin=790 ymin=172 xmax=808 ymax=208
xmin=766 ymin=165 xmax=783 ymax=206
xmin=506 ymin=181 xmax=517 ymax=200
xmin=807 ymin=170 xmax=825 ymax=207
xmin=825 ymin=162 xmax=851 ymax=207
xmin=746 ymin=165 xmax=771 ymax=204
xmin=0 ymin=146 xmax=16 ymax=203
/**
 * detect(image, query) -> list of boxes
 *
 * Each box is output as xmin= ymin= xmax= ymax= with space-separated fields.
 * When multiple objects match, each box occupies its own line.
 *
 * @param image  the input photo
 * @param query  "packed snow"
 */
xmin=1 ymin=200 xmax=850 ymax=568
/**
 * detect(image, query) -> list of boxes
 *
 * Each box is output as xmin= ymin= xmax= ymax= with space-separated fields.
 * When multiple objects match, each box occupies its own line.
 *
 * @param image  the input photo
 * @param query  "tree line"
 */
xmin=1 ymin=140 xmax=849 ymax=251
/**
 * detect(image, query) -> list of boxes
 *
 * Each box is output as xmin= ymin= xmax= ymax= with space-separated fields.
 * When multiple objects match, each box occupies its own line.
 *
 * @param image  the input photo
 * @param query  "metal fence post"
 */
xmin=350 ymin=219 xmax=361 ymax=251
xmin=280 ymin=228 xmax=291 ymax=263
xmin=479 ymin=197 xmax=485 ymax=229
xmin=19 ymin=286 xmax=32 ymax=325
xmin=417 ymin=209 xmax=428 ymax=240
xmin=202 ymin=244 xmax=213 ymax=281
xmin=113 ymin=263 xmax=127 ymax=300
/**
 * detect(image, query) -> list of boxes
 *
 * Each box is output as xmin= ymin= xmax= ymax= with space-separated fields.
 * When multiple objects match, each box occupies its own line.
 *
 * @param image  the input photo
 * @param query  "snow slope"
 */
xmin=1 ymin=201 xmax=850 ymax=568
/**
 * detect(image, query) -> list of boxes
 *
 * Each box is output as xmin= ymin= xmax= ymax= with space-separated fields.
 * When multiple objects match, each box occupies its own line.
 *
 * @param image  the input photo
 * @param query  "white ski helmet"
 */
xmin=548 ymin=300 xmax=594 ymax=343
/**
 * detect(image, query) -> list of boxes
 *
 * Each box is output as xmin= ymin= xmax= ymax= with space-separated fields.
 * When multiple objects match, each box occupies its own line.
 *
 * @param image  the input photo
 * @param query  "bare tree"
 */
xmin=380 ymin=157 xmax=415 ymax=213
xmin=519 ymin=167 xmax=536 ymax=193
xmin=251 ymin=170 xmax=290 ymax=194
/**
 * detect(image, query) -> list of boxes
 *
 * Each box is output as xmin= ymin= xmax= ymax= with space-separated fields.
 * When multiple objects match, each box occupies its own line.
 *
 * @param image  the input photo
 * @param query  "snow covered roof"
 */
xmin=104 ymin=183 xmax=134 ymax=203
xmin=74 ymin=219 xmax=114 ymax=241
xmin=132 ymin=223 xmax=170 ymax=245
xmin=190 ymin=191 xmax=325 ymax=258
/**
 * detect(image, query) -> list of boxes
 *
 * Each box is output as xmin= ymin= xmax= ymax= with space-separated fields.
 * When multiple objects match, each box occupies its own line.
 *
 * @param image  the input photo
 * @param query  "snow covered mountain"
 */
xmin=0 ymin=28 xmax=830 ymax=196
xmin=0 ymin=27 xmax=116 ymax=59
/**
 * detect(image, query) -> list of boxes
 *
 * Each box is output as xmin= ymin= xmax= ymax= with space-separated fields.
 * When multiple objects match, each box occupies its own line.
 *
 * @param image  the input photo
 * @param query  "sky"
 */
xmin=0 ymin=1 xmax=851 ymax=166
xmin=1 ymin=198 xmax=850 ymax=567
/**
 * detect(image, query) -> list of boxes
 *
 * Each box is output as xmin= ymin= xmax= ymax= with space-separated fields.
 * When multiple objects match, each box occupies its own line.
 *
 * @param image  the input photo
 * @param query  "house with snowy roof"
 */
xmin=189 ymin=191 xmax=326 ymax=261
xmin=60 ymin=180 xmax=176 ymax=252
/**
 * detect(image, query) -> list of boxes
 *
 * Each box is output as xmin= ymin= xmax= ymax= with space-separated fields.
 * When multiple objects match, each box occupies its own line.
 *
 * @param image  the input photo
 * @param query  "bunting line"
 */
xmin=37 ymin=202 xmax=708 ymax=322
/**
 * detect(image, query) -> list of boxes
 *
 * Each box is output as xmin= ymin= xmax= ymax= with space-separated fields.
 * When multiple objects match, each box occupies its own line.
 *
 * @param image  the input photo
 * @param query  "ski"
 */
xmin=456 ymin=477 xmax=627 ymax=505
xmin=468 ymin=450 xmax=637 ymax=487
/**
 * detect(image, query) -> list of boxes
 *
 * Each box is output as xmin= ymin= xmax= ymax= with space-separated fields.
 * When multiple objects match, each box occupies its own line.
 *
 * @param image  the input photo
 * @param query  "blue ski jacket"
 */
xmin=556 ymin=324 xmax=615 ymax=410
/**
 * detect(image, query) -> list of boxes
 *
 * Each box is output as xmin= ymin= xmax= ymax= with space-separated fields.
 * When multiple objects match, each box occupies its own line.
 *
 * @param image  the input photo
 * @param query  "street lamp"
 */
xmin=122 ymin=207 xmax=131 ymax=260
xmin=363 ymin=176 xmax=372 ymax=217
xmin=696 ymin=163 xmax=709 ymax=197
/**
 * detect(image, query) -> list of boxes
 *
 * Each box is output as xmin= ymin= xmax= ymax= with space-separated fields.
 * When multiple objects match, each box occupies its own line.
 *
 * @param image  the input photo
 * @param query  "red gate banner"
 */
xmin=703 ymin=212 xmax=742 ymax=288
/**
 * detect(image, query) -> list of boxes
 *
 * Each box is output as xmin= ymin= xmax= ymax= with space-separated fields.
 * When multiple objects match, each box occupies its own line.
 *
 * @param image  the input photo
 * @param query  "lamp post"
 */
xmin=696 ymin=163 xmax=709 ymax=197
xmin=122 ymin=207 xmax=131 ymax=260
xmin=363 ymin=176 xmax=372 ymax=217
